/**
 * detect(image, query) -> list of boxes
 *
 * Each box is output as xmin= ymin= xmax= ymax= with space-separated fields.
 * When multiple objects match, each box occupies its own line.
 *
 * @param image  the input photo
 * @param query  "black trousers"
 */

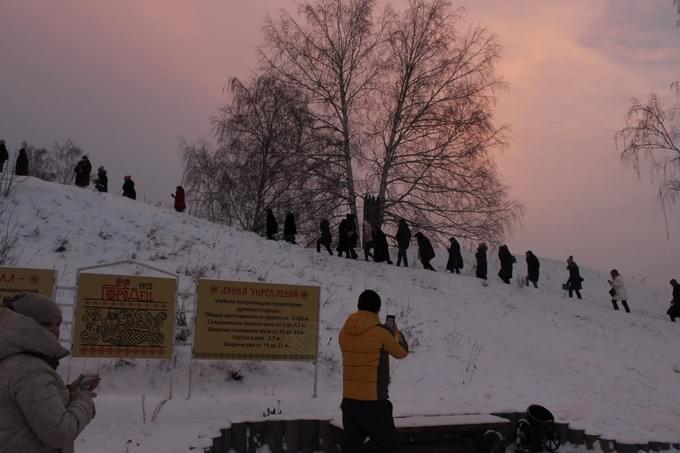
xmin=612 ymin=300 xmax=630 ymax=313
xmin=364 ymin=241 xmax=375 ymax=261
xmin=396 ymin=248 xmax=408 ymax=267
xmin=568 ymin=288 xmax=582 ymax=299
xmin=341 ymin=399 xmax=399 ymax=453
xmin=317 ymin=239 xmax=332 ymax=255
xmin=422 ymin=259 xmax=435 ymax=271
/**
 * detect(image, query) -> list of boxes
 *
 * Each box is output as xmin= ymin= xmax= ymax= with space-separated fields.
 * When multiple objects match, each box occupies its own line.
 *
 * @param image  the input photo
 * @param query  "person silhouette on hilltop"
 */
xmin=0 ymin=140 xmax=9 ymax=173
xmin=475 ymin=243 xmax=488 ymax=281
xmin=94 ymin=166 xmax=108 ymax=192
xmin=446 ymin=237 xmax=464 ymax=274
xmin=74 ymin=156 xmax=92 ymax=188
xmin=122 ymin=175 xmax=136 ymax=200
xmin=266 ymin=208 xmax=278 ymax=240
xmin=15 ymin=148 xmax=29 ymax=176
xmin=525 ymin=251 xmax=540 ymax=288
xmin=172 ymin=186 xmax=185 ymax=212
xmin=414 ymin=232 xmax=436 ymax=271
xmin=566 ymin=255 xmax=583 ymax=299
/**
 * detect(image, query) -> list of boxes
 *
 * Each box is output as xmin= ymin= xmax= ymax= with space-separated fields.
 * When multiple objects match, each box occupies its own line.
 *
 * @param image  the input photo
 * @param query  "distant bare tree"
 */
xmin=20 ymin=142 xmax=47 ymax=180
xmin=180 ymin=139 xmax=232 ymax=223
xmin=182 ymin=74 xmax=340 ymax=235
xmin=26 ymin=139 xmax=83 ymax=183
xmin=52 ymin=139 xmax=84 ymax=184
xmin=367 ymin=0 xmax=521 ymax=242
xmin=0 ymin=205 xmax=19 ymax=265
xmin=261 ymin=0 xmax=386 ymax=221
xmin=0 ymin=154 xmax=20 ymax=198
xmin=616 ymin=82 xmax=680 ymax=208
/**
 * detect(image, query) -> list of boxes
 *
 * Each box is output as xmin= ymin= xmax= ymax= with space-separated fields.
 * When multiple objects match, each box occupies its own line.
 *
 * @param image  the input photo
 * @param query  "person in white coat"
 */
xmin=0 ymin=293 xmax=97 ymax=453
xmin=608 ymin=269 xmax=630 ymax=313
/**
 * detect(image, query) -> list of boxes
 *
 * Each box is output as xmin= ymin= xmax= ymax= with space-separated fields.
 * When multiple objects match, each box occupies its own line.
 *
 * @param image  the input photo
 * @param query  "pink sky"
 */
xmin=1 ymin=0 xmax=679 ymax=284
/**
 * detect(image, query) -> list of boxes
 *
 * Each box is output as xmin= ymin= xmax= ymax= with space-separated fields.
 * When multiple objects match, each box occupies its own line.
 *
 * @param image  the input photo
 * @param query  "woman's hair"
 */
xmin=610 ymin=269 xmax=620 ymax=277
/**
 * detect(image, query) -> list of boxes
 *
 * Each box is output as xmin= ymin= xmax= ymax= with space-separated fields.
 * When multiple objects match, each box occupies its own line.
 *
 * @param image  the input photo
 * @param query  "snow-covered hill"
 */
xmin=1 ymin=176 xmax=679 ymax=452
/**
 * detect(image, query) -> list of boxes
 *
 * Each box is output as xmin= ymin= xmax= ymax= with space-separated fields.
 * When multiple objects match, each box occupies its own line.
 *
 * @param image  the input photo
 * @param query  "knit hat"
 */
xmin=4 ymin=293 xmax=62 ymax=324
xmin=357 ymin=289 xmax=381 ymax=313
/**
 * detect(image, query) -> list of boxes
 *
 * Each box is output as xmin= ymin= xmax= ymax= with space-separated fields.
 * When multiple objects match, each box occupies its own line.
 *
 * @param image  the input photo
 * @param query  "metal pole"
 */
xmin=186 ymin=277 xmax=199 ymax=400
xmin=167 ymin=272 xmax=180 ymax=401
xmin=313 ymin=292 xmax=321 ymax=398
xmin=313 ymin=359 xmax=319 ymax=398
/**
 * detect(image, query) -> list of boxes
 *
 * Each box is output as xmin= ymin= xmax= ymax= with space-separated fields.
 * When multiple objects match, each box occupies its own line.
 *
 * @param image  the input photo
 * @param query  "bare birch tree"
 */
xmin=366 ymin=0 xmax=521 ymax=243
xmin=182 ymin=74 xmax=338 ymax=236
xmin=180 ymin=139 xmax=232 ymax=223
xmin=616 ymin=82 xmax=680 ymax=206
xmin=261 ymin=0 xmax=385 ymax=221
xmin=25 ymin=139 xmax=83 ymax=183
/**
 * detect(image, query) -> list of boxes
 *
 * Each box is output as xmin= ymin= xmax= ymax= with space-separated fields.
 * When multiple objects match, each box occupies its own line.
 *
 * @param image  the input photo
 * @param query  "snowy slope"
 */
xmin=1 ymin=176 xmax=679 ymax=453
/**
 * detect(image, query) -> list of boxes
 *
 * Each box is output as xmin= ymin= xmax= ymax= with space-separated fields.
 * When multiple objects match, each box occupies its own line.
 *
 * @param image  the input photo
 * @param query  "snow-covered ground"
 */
xmin=1 ymin=176 xmax=679 ymax=453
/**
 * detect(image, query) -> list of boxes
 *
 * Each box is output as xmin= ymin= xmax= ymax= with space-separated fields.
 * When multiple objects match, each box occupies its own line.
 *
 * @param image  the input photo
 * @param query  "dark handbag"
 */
xmin=609 ymin=288 xmax=616 ymax=297
xmin=562 ymin=283 xmax=569 ymax=291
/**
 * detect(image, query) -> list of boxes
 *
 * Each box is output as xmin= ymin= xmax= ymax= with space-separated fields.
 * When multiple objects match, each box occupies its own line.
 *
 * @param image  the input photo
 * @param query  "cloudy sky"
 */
xmin=1 ymin=0 xmax=679 ymax=284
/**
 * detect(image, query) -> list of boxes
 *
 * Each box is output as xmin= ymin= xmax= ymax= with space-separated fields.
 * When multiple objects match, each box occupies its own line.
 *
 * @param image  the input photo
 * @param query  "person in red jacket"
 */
xmin=172 ymin=186 xmax=186 ymax=212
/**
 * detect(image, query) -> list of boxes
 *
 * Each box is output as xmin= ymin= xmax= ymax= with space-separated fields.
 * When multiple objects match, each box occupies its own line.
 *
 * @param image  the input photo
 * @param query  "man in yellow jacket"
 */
xmin=339 ymin=289 xmax=409 ymax=452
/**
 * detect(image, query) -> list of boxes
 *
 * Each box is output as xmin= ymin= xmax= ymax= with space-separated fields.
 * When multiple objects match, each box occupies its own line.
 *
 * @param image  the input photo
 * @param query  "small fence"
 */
xmin=189 ymin=413 xmax=680 ymax=453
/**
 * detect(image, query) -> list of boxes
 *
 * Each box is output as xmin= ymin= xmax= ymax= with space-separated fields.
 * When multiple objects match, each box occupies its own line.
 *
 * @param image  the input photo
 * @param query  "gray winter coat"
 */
xmin=0 ymin=307 xmax=95 ymax=453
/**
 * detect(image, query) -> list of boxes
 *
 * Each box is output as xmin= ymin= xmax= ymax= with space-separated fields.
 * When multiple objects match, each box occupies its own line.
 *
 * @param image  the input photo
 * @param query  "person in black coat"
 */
xmin=373 ymin=228 xmax=393 ymax=264
xmin=283 ymin=211 xmax=297 ymax=244
xmin=94 ymin=166 xmax=108 ymax=192
xmin=122 ymin=175 xmax=136 ymax=200
xmin=74 ymin=155 xmax=92 ymax=187
xmin=525 ymin=250 xmax=540 ymax=288
xmin=15 ymin=148 xmax=29 ymax=176
xmin=317 ymin=219 xmax=333 ymax=255
xmin=395 ymin=219 xmax=411 ymax=267
xmin=266 ymin=209 xmax=278 ymax=240
xmin=475 ymin=243 xmax=488 ymax=280
xmin=497 ymin=245 xmax=515 ymax=284
xmin=338 ymin=214 xmax=358 ymax=259
xmin=667 ymin=279 xmax=680 ymax=322
xmin=446 ymin=237 xmax=464 ymax=274
xmin=347 ymin=214 xmax=358 ymax=259
xmin=414 ymin=232 xmax=436 ymax=271
xmin=566 ymin=255 xmax=583 ymax=299
xmin=0 ymin=140 xmax=8 ymax=173
xmin=337 ymin=218 xmax=349 ymax=257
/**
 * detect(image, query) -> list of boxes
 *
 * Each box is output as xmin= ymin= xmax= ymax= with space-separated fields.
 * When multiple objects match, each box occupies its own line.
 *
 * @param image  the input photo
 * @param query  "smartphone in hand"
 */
xmin=385 ymin=315 xmax=396 ymax=331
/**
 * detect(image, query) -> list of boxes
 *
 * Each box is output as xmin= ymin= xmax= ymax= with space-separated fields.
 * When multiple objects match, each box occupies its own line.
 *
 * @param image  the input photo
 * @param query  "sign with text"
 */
xmin=193 ymin=280 xmax=320 ymax=361
xmin=0 ymin=266 xmax=56 ymax=305
xmin=72 ymin=273 xmax=176 ymax=359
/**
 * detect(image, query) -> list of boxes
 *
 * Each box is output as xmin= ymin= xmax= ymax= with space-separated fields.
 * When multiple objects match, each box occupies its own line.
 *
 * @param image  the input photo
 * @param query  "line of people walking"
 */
xmin=313 ymin=215 xmax=680 ymax=323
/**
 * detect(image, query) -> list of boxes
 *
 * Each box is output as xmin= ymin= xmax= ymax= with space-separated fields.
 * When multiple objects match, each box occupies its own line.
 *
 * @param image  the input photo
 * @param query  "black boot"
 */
xmin=611 ymin=300 xmax=619 ymax=310
xmin=621 ymin=301 xmax=630 ymax=313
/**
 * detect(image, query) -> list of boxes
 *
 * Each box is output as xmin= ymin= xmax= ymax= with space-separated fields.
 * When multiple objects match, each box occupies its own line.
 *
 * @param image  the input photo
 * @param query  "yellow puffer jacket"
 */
xmin=339 ymin=310 xmax=408 ymax=401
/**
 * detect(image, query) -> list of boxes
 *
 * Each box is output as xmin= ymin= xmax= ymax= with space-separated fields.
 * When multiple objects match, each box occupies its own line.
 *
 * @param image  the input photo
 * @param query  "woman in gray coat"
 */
xmin=0 ymin=293 xmax=97 ymax=453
